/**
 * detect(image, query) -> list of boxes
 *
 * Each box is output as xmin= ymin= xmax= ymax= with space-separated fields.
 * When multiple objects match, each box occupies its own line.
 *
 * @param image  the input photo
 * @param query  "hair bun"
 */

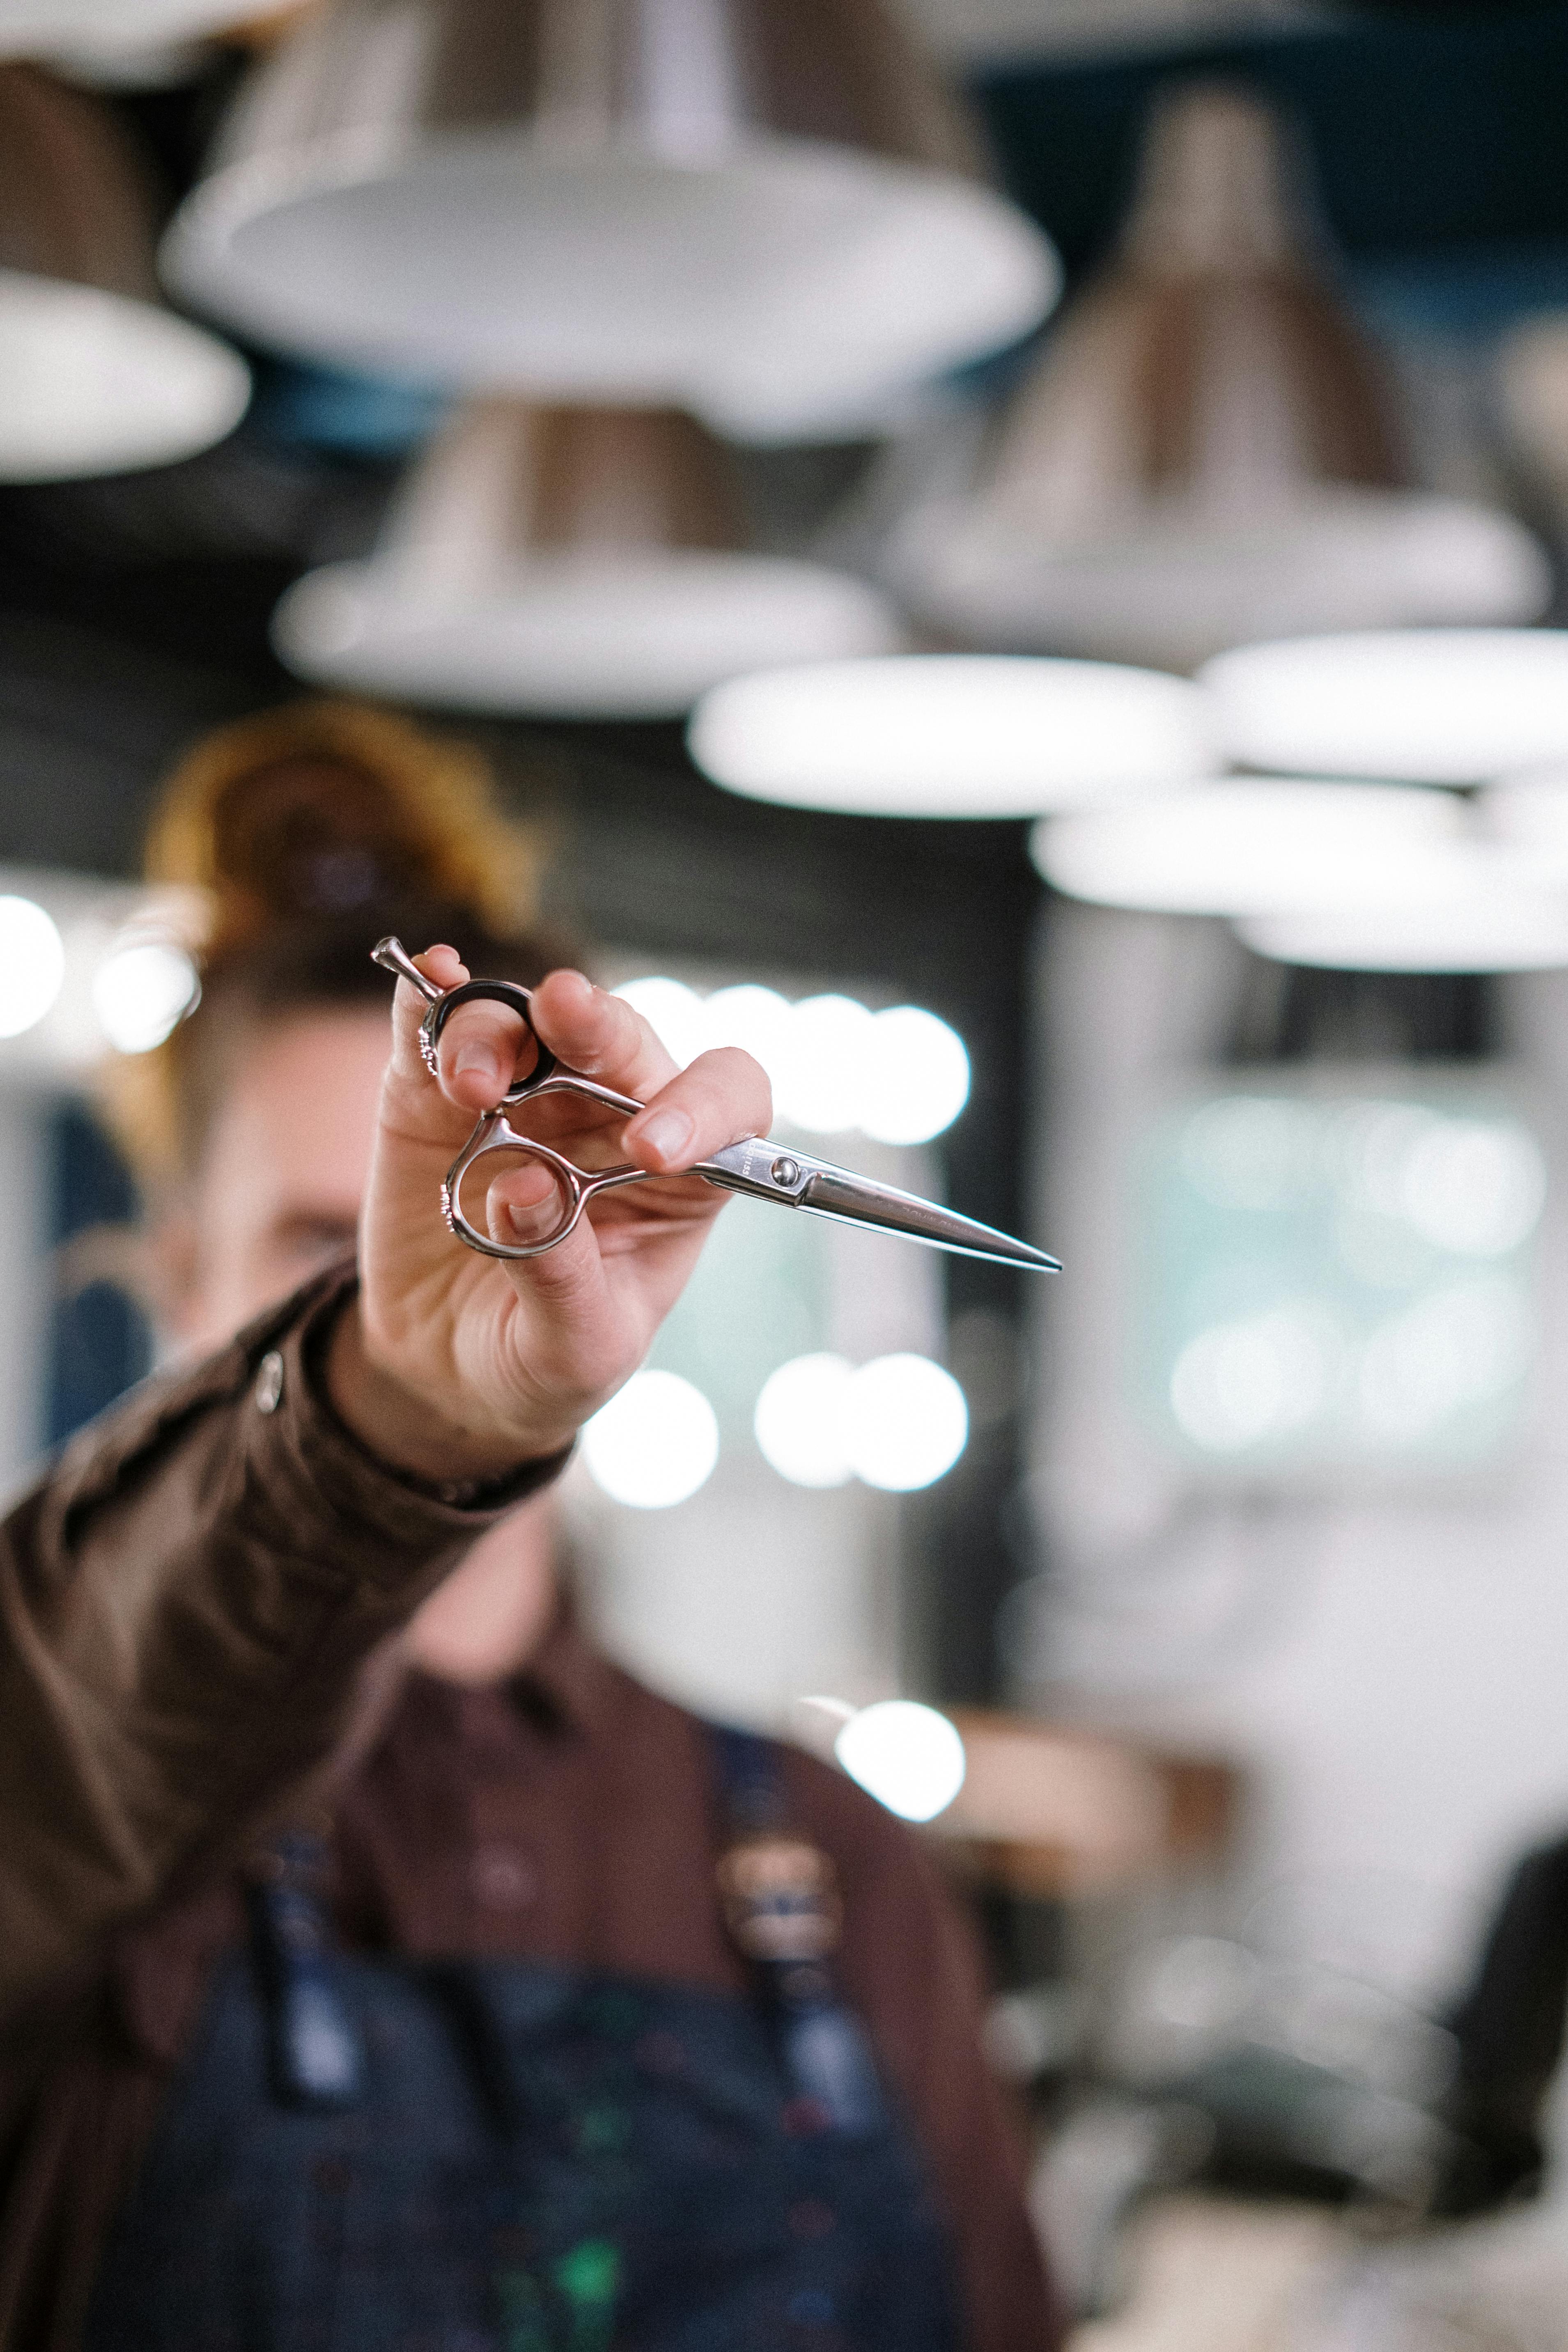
xmin=146 ymin=699 xmax=540 ymax=954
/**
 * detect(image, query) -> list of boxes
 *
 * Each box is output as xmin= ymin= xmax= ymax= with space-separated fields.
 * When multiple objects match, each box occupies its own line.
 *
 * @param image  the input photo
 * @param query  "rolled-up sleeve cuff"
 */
xmin=235 ymin=1267 xmax=572 ymax=1598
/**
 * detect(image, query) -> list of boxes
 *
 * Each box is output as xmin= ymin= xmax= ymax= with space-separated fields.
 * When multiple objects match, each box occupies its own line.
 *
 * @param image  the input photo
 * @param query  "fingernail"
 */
xmin=636 ymin=1109 xmax=694 ymax=1163
xmin=454 ymin=1045 xmax=500 ymax=1084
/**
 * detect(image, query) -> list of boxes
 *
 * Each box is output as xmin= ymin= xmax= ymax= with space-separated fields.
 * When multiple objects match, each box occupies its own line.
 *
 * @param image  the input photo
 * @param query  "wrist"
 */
xmin=324 ymin=1300 xmax=572 ymax=1484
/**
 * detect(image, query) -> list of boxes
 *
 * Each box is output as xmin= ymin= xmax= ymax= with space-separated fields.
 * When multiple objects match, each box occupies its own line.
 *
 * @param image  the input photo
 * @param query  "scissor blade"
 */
xmin=797 ymin=1165 xmax=1060 ymax=1271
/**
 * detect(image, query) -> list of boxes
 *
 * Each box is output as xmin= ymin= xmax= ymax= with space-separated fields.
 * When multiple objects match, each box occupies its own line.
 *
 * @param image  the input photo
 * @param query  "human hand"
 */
xmin=329 ymin=945 xmax=771 ymax=1481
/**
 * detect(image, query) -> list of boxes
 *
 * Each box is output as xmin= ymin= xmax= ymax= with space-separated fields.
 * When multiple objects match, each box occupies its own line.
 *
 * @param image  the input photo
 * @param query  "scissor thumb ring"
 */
xmin=443 ymin=1114 xmax=649 ymax=1263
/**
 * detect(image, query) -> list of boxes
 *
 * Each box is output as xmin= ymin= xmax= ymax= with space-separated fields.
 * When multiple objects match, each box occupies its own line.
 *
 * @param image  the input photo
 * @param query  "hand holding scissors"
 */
xmin=345 ymin=940 xmax=783 ymax=1481
xmin=374 ymin=937 xmax=1059 ymax=1275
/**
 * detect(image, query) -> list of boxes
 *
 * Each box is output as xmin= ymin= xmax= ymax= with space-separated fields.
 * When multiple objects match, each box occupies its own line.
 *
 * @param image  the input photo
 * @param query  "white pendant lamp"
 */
xmin=888 ymin=84 xmax=1545 ymax=667
xmin=1240 ymin=892 xmax=1568 ymax=974
xmin=1483 ymin=769 xmax=1568 ymax=880
xmin=0 ymin=1 xmax=257 ymax=44
xmin=0 ymin=64 xmax=247 ymax=479
xmin=161 ymin=0 xmax=1060 ymax=445
xmin=273 ymin=400 xmax=902 ymax=719
xmin=1031 ymin=780 xmax=1483 ymax=917
xmin=1202 ymin=630 xmax=1568 ymax=784
xmin=687 ymin=655 xmax=1215 ymax=818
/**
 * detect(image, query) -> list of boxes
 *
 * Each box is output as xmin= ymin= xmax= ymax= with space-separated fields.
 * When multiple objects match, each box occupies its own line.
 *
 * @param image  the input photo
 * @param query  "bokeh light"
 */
xmin=754 ymin=1352 xmax=970 ymax=1489
xmin=858 ymin=1006 xmax=971 ymax=1146
xmin=581 ymin=1369 xmax=720 ymax=1509
xmin=834 ymin=1700 xmax=967 ymax=1821
xmin=845 ymin=1354 xmax=968 ymax=1492
xmin=753 ymin=1353 xmax=854 ymax=1487
xmin=614 ymin=976 xmax=969 ymax=1143
xmin=0 ymin=896 xmax=64 ymax=1039
xmin=776 ymin=993 xmax=875 ymax=1132
xmin=92 ymin=940 xmax=200 ymax=1054
xmin=1151 ymin=1092 xmax=1543 ymax=1466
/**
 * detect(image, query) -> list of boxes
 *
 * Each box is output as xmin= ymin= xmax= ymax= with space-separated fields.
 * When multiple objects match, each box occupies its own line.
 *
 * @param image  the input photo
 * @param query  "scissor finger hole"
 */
xmin=427 ymin=978 xmax=555 ymax=1103
xmin=453 ymin=1144 xmax=577 ymax=1253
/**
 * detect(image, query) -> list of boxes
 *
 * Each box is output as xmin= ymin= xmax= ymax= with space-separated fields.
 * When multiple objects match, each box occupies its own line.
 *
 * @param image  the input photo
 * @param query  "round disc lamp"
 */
xmin=687 ymin=655 xmax=1216 ymax=818
xmin=0 ymin=64 xmax=247 ymax=479
xmin=1031 ymin=780 xmax=1483 ymax=917
xmin=1202 ymin=630 xmax=1568 ymax=783
xmin=161 ymin=0 xmax=1059 ymax=443
xmin=0 ymin=0 xmax=257 ymax=42
xmin=1240 ymin=891 xmax=1568 ymax=973
xmin=888 ymin=85 xmax=1545 ymax=666
xmin=273 ymin=401 xmax=902 ymax=718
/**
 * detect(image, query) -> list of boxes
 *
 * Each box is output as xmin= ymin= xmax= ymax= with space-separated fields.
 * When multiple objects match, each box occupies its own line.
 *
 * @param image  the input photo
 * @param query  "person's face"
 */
xmin=161 ymin=1002 xmax=557 ymax=1685
xmin=167 ymin=1007 xmax=388 ymax=1355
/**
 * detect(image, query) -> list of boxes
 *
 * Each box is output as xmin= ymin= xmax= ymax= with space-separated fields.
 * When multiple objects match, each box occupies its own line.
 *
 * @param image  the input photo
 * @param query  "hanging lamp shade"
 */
xmin=0 ymin=0 xmax=257 ymax=43
xmin=1202 ymin=630 xmax=1568 ymax=784
xmin=686 ymin=654 xmax=1215 ymax=817
xmin=1239 ymin=890 xmax=1568 ymax=974
xmin=1499 ymin=315 xmax=1568 ymax=524
xmin=273 ymin=400 xmax=902 ymax=717
xmin=159 ymin=0 xmax=1059 ymax=444
xmin=1029 ymin=780 xmax=1492 ymax=918
xmin=1483 ymin=769 xmax=1568 ymax=879
xmin=0 ymin=64 xmax=248 ymax=479
xmin=888 ymin=83 xmax=1546 ymax=667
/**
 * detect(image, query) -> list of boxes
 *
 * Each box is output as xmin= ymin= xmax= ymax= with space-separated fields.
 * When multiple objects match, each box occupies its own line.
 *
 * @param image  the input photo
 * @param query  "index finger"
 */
xmin=526 ymin=969 xmax=683 ymax=1106
xmin=428 ymin=966 xmax=685 ymax=1119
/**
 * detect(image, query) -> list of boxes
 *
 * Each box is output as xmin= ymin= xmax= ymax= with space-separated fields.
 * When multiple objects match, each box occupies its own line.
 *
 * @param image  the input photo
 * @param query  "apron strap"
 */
xmin=710 ymin=1724 xmax=887 ymax=2139
xmin=248 ymin=1832 xmax=364 ymax=2109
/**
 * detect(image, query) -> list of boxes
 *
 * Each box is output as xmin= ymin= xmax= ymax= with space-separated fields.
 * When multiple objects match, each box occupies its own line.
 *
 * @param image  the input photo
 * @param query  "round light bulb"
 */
xmin=92 ymin=939 xmax=200 ymax=1053
xmin=774 ymin=994 xmax=877 ymax=1135
xmin=581 ymin=1370 xmax=719 ymax=1509
xmin=753 ymin=1354 xmax=856 ymax=1488
xmin=0 ymin=896 xmax=64 ymax=1038
xmin=845 ymin=1355 xmax=968 ymax=1492
xmin=1201 ymin=629 xmax=1568 ymax=784
xmin=834 ymin=1699 xmax=967 ymax=1822
xmin=858 ymin=1005 xmax=970 ymax=1145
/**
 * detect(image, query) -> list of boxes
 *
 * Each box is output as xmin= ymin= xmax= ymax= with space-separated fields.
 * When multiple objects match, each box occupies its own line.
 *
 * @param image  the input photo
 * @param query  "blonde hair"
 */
xmin=104 ymin=698 xmax=553 ymax=1189
xmin=145 ymin=697 xmax=539 ymax=940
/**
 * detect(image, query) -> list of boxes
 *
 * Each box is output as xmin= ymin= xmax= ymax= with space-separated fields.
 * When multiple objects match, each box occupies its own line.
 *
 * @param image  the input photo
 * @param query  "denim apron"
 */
xmin=84 ymin=1731 xmax=960 ymax=2352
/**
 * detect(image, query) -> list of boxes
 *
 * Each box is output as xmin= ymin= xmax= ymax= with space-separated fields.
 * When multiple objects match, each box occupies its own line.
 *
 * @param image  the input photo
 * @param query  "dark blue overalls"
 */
xmin=84 ymin=1730 xmax=960 ymax=2352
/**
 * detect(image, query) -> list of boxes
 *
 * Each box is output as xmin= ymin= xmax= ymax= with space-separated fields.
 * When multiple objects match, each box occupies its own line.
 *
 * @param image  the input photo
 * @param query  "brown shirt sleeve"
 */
xmin=782 ymin=1750 xmax=1064 ymax=2352
xmin=0 ymin=1265 xmax=566 ymax=2022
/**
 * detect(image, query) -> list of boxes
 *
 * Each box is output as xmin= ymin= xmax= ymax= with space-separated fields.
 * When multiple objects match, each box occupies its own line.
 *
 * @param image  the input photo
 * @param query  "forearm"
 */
xmin=0 ymin=1264 xmax=565 ymax=2017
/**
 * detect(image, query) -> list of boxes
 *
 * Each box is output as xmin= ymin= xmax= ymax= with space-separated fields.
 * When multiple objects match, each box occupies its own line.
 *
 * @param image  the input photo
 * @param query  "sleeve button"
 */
xmin=255 ymin=1351 xmax=285 ymax=1415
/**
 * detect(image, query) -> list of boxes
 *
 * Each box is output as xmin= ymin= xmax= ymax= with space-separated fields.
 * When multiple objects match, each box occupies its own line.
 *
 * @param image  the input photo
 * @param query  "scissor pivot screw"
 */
xmin=771 ymin=1155 xmax=801 ymax=1188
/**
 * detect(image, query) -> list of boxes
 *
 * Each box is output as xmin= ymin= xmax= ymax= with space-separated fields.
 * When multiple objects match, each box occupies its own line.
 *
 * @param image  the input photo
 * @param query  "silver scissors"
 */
xmin=374 ymin=937 xmax=1060 ymax=1273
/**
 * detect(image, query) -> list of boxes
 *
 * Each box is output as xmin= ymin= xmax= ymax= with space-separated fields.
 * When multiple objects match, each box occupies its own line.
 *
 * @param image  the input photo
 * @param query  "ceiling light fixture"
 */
xmin=1201 ymin=630 xmax=1568 ymax=784
xmin=0 ymin=64 xmax=247 ymax=480
xmin=162 ymin=0 xmax=1060 ymax=444
xmin=1238 ymin=893 xmax=1568 ymax=974
xmin=1032 ymin=780 xmax=1482 ymax=917
xmin=0 ymin=0 xmax=257 ymax=44
xmin=688 ymin=655 xmax=1215 ymax=818
xmin=887 ymin=83 xmax=1545 ymax=668
xmin=274 ymin=401 xmax=900 ymax=717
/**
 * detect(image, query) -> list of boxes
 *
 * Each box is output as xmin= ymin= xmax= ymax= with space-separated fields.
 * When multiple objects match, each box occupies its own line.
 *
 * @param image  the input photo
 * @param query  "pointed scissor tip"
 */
xmin=1013 ymin=1244 xmax=1063 ymax=1272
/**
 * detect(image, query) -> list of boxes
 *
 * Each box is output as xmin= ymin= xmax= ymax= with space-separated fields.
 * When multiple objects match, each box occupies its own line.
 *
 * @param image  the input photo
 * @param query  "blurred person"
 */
xmin=0 ymin=704 xmax=1057 ymax=2352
